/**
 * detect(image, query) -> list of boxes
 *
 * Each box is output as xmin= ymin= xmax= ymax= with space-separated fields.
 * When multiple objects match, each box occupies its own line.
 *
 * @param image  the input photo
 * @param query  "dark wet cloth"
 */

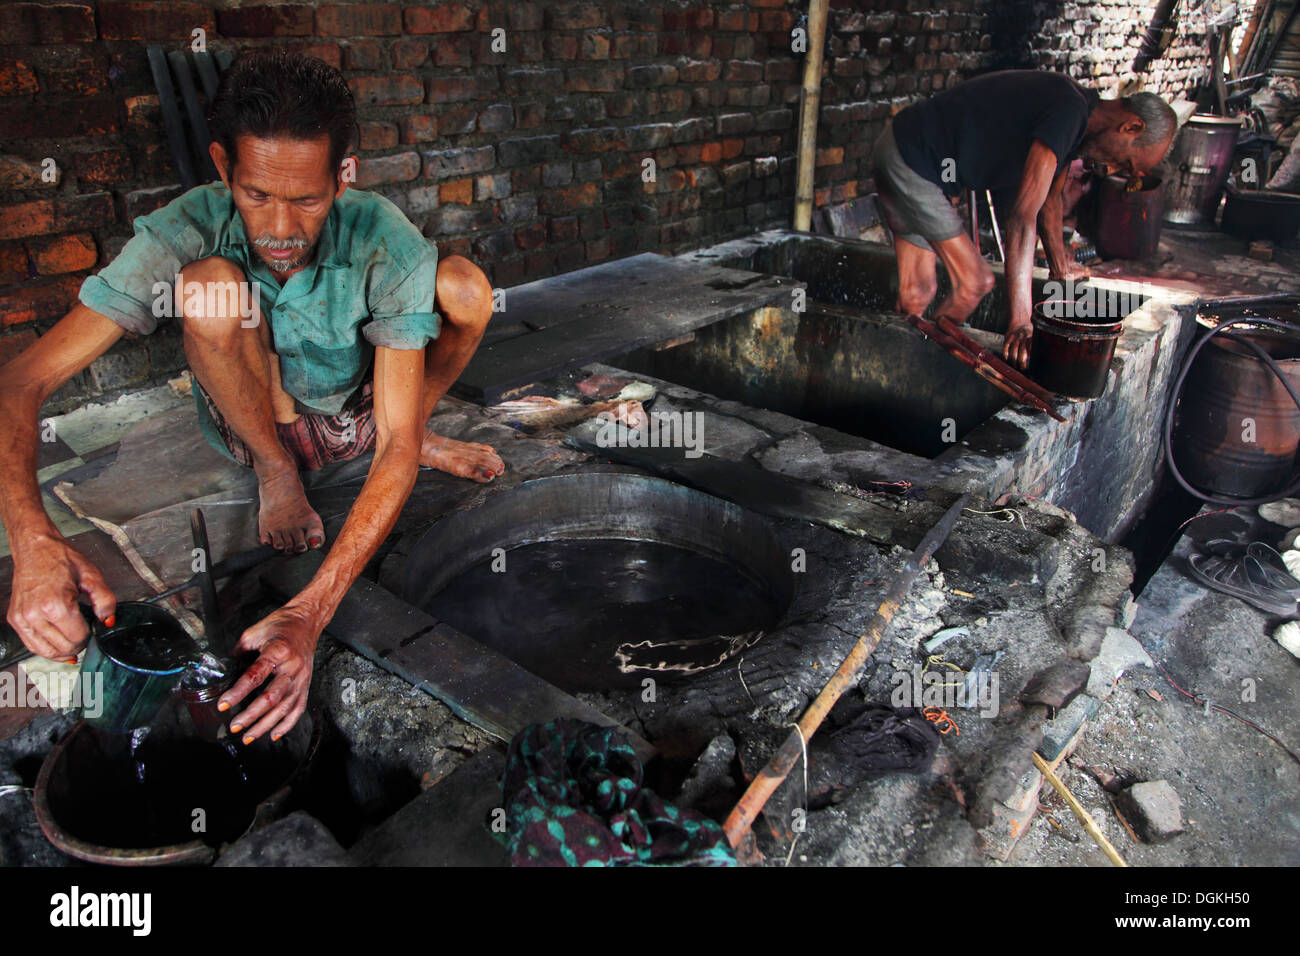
xmin=892 ymin=69 xmax=1101 ymax=198
xmin=500 ymin=719 xmax=737 ymax=867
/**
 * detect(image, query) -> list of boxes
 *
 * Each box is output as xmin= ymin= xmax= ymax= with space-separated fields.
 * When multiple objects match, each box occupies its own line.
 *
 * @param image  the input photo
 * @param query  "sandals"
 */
xmin=1187 ymin=541 xmax=1300 ymax=617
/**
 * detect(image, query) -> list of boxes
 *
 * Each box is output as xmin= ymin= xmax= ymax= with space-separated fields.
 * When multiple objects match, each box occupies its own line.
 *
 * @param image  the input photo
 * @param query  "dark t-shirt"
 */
xmin=892 ymin=70 xmax=1101 ymax=197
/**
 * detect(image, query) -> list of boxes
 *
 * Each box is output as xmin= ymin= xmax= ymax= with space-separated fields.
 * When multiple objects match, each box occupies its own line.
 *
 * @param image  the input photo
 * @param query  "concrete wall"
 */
xmin=0 ymin=0 xmax=1211 ymax=409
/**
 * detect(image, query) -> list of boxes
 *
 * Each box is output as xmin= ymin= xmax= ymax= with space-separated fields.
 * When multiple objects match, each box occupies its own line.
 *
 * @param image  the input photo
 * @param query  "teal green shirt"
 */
xmin=79 ymin=181 xmax=441 ymax=418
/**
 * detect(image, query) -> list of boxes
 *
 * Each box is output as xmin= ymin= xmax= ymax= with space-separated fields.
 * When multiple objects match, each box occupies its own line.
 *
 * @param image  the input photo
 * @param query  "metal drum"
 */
xmin=1173 ymin=328 xmax=1300 ymax=498
xmin=1163 ymin=115 xmax=1243 ymax=227
xmin=1097 ymin=174 xmax=1165 ymax=259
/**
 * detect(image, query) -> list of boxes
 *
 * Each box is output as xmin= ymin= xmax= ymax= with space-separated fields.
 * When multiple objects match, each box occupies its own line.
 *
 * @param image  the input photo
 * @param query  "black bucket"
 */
xmin=1029 ymin=298 xmax=1125 ymax=399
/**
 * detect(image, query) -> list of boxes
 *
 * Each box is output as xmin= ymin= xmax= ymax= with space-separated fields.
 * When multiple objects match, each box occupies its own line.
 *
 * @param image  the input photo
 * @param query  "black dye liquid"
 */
xmin=423 ymin=538 xmax=785 ymax=691
xmin=99 ymin=619 xmax=198 ymax=671
xmin=50 ymin=725 xmax=286 ymax=849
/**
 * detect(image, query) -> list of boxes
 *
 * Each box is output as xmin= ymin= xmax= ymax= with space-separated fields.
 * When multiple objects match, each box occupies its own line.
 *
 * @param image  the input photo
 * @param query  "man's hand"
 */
xmin=7 ymin=534 xmax=116 ymax=662
xmin=1003 ymin=320 xmax=1033 ymax=370
xmin=218 ymin=602 xmax=320 ymax=744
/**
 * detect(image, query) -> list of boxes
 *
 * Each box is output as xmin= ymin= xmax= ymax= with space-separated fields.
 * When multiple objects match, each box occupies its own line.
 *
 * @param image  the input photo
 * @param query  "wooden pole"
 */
xmin=723 ymin=493 xmax=970 ymax=848
xmin=792 ymin=0 xmax=830 ymax=232
xmin=1032 ymin=752 xmax=1128 ymax=867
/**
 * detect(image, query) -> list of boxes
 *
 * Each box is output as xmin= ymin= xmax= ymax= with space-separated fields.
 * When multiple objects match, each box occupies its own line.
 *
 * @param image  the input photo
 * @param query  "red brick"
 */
xmin=0 ymin=59 xmax=39 ymax=97
xmin=538 ymin=183 xmax=600 ymax=215
xmin=0 ymin=329 xmax=38 ymax=367
xmin=358 ymin=120 xmax=398 ymax=151
xmin=0 ymin=200 xmax=55 ymax=239
xmin=545 ymin=4 xmax=605 ymax=30
xmin=343 ymin=40 xmax=385 ymax=70
xmin=316 ymin=4 xmax=401 ymax=36
xmin=72 ymin=149 xmax=133 ymax=185
xmin=580 ymin=31 xmax=611 ymax=59
xmin=815 ymin=147 xmax=844 ymax=167
xmin=546 ymin=34 xmax=579 ymax=59
xmin=718 ymin=10 xmax=757 ymax=31
xmin=392 ymin=38 xmax=429 ymax=70
xmin=124 ymin=94 xmax=159 ymax=131
xmin=549 ymin=216 xmax=579 ymax=242
xmin=514 ymin=222 xmax=546 ymax=250
xmin=586 ymin=237 xmax=610 ymax=261
xmin=564 ymin=66 xmax=623 ymax=93
xmin=349 ymin=75 xmax=424 ymax=107
xmin=663 ymin=8 xmax=714 ymax=30
xmin=0 ymin=3 xmax=96 ymax=44
xmin=36 ymin=51 xmax=107 ymax=96
xmin=700 ymin=141 xmax=723 ymax=163
xmin=439 ymin=178 xmax=473 ymax=204
xmin=217 ymin=4 xmax=314 ymax=37
xmin=30 ymin=233 xmax=96 ymax=275
xmin=401 ymin=114 xmax=439 ymax=144
xmin=98 ymin=1 xmax=214 ymax=40
xmin=722 ymin=139 xmax=745 ymax=160
xmin=404 ymin=5 xmax=475 ymax=33
xmin=425 ymin=76 xmax=478 ymax=103
xmin=354 ymin=152 xmax=420 ymax=189
xmin=516 ymin=102 xmax=545 ymax=128
xmin=434 ymin=35 xmax=475 ymax=68
xmin=0 ymin=97 xmax=117 ymax=139
xmin=0 ymin=245 xmax=31 ymax=285
xmin=288 ymin=43 xmax=342 ymax=69
xmin=438 ymin=108 xmax=477 ymax=136
xmin=0 ymin=275 xmax=84 ymax=327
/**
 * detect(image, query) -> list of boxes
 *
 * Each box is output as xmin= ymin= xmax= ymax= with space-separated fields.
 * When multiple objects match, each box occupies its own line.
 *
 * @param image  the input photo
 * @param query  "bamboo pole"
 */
xmin=723 ymin=493 xmax=970 ymax=849
xmin=792 ymin=0 xmax=830 ymax=232
xmin=1032 ymin=752 xmax=1128 ymax=867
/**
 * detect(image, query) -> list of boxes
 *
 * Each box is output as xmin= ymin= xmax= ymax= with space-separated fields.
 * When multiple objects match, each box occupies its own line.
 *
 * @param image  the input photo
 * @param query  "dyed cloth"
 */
xmin=500 ymin=719 xmax=736 ymax=867
xmin=196 ymin=379 xmax=376 ymax=472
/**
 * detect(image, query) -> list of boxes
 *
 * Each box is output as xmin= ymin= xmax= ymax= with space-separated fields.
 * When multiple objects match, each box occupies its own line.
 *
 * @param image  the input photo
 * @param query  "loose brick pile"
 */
xmin=0 ymin=0 xmax=1209 ymax=400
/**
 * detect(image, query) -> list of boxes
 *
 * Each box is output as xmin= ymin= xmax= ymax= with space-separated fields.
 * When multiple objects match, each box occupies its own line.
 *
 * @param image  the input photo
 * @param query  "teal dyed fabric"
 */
xmin=500 ymin=719 xmax=736 ymax=867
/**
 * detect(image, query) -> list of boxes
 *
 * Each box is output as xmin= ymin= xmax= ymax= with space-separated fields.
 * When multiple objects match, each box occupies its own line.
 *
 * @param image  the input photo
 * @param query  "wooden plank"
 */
xmin=456 ymin=253 xmax=801 ymax=404
xmin=563 ymin=421 xmax=899 ymax=543
xmin=261 ymin=551 xmax=657 ymax=764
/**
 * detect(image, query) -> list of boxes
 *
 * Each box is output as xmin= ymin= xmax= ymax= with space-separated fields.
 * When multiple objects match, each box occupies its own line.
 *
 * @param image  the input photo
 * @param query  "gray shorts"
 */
xmin=872 ymin=121 xmax=965 ymax=252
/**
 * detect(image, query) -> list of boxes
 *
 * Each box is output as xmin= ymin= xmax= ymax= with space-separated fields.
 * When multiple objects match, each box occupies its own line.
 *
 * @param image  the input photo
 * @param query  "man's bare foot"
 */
xmin=420 ymin=429 xmax=505 ymax=482
xmin=256 ymin=467 xmax=325 ymax=553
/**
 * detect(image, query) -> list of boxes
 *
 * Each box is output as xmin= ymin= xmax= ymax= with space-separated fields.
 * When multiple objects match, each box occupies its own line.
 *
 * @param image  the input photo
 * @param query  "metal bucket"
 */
xmin=1163 ymin=115 xmax=1243 ymax=226
xmin=1029 ymin=299 xmax=1125 ymax=399
xmin=34 ymin=705 xmax=321 ymax=866
xmin=79 ymin=602 xmax=198 ymax=733
xmin=1221 ymin=189 xmax=1300 ymax=243
xmin=1097 ymin=175 xmax=1165 ymax=259
xmin=1172 ymin=328 xmax=1300 ymax=498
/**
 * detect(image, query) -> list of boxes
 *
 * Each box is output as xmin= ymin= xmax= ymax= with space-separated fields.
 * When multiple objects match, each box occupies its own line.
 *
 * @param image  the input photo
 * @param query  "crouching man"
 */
xmin=0 ymin=50 xmax=504 ymax=742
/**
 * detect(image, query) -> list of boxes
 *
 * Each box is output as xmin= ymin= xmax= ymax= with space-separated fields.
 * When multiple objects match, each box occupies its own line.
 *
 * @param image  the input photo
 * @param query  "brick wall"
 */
xmin=0 ymin=0 xmax=1210 ymax=408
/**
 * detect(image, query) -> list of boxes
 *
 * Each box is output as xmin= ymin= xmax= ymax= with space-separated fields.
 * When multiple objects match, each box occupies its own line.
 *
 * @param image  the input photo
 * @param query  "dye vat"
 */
xmin=35 ymin=700 xmax=320 ymax=865
xmin=618 ymin=234 xmax=1034 ymax=459
xmin=403 ymin=473 xmax=795 ymax=692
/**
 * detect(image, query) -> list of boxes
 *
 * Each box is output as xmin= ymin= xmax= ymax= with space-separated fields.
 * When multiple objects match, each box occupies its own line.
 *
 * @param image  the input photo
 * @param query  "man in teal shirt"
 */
xmin=0 ymin=51 xmax=501 ymax=742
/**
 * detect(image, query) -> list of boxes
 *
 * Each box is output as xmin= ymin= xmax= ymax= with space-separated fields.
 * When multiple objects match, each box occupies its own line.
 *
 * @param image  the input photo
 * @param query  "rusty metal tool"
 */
xmin=722 ymin=492 xmax=970 ymax=852
xmin=904 ymin=313 xmax=1066 ymax=422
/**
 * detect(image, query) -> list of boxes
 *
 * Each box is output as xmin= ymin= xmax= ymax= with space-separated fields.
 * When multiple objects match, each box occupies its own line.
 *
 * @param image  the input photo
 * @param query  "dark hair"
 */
xmin=1122 ymin=92 xmax=1177 ymax=150
xmin=208 ymin=49 xmax=357 ymax=175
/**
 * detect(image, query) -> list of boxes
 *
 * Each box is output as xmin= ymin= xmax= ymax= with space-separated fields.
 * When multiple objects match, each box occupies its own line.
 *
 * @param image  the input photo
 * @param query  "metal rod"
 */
xmin=985 ymin=189 xmax=1005 ymax=261
xmin=723 ymin=492 xmax=971 ymax=849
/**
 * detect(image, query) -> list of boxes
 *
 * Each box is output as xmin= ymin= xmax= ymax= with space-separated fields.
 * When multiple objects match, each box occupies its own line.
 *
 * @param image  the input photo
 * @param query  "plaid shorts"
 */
xmin=197 ymin=379 xmax=377 ymax=472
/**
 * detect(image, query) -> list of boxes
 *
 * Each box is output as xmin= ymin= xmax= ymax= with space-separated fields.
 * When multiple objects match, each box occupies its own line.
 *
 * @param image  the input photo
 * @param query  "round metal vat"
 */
xmin=1173 ymin=328 xmax=1300 ymax=498
xmin=1163 ymin=115 xmax=1243 ymax=227
xmin=403 ymin=472 xmax=796 ymax=691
